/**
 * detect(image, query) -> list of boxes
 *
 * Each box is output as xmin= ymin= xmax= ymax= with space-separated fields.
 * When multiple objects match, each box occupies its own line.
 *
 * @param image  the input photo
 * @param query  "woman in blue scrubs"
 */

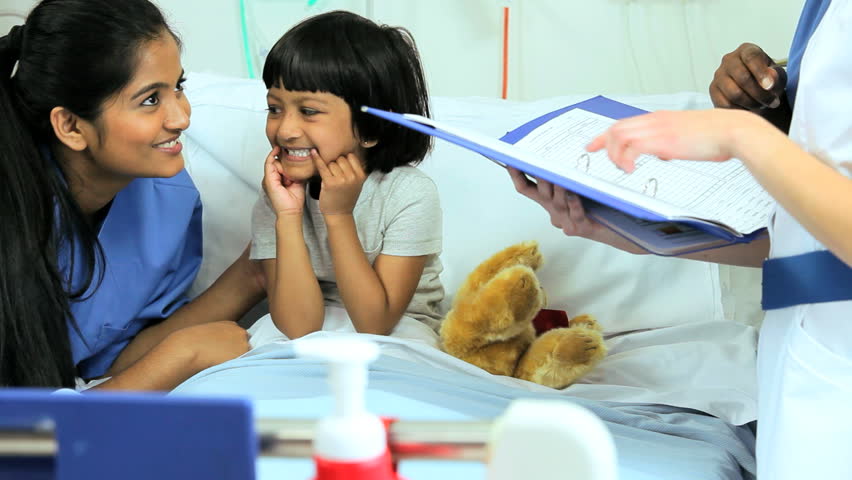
xmin=0 ymin=0 xmax=265 ymax=390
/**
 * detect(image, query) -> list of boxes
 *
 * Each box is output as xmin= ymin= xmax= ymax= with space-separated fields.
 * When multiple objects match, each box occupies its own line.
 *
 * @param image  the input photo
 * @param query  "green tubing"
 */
xmin=240 ymin=0 xmax=323 ymax=77
xmin=239 ymin=0 xmax=256 ymax=78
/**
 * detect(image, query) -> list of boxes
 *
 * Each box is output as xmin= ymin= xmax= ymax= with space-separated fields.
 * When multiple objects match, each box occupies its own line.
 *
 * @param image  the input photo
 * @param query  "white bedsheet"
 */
xmin=247 ymin=306 xmax=756 ymax=425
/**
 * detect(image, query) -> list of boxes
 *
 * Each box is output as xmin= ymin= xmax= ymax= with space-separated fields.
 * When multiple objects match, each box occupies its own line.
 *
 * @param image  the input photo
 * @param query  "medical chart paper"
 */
xmin=512 ymin=108 xmax=774 ymax=238
xmin=362 ymin=98 xmax=774 ymax=255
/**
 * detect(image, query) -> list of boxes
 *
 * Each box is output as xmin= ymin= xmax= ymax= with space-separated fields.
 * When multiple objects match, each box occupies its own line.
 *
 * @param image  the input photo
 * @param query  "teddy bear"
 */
xmin=439 ymin=241 xmax=607 ymax=389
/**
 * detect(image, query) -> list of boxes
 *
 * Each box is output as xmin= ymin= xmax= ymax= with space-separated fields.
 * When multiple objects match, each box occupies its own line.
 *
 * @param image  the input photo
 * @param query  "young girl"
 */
xmin=0 ymin=0 xmax=263 ymax=390
xmin=510 ymin=1 xmax=851 ymax=477
xmin=249 ymin=11 xmax=443 ymax=343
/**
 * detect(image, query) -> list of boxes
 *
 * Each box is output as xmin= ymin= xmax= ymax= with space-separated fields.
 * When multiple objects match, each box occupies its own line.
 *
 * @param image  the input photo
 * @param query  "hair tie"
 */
xmin=2 ymin=25 xmax=25 ymax=78
xmin=3 ymin=24 xmax=25 ymax=54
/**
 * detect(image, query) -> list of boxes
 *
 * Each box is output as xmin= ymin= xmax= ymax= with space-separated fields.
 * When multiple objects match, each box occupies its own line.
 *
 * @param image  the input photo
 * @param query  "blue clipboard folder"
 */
xmin=362 ymin=96 xmax=772 ymax=256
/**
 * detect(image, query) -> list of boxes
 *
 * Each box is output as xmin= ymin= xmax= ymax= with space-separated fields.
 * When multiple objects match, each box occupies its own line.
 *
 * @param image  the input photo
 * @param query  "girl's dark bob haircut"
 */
xmin=262 ymin=10 xmax=432 ymax=173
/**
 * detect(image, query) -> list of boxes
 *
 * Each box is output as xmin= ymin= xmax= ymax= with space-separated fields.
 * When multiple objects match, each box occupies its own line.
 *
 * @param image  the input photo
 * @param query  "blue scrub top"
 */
xmin=62 ymin=170 xmax=203 ymax=380
xmin=786 ymin=0 xmax=831 ymax=106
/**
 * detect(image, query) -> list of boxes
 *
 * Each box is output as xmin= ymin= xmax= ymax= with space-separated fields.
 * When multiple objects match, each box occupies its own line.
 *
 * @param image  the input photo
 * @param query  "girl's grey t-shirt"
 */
xmin=250 ymin=166 xmax=445 ymax=331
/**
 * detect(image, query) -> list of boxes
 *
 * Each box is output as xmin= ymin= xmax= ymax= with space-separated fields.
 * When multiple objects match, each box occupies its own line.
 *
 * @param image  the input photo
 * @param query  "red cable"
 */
xmin=502 ymin=6 xmax=509 ymax=99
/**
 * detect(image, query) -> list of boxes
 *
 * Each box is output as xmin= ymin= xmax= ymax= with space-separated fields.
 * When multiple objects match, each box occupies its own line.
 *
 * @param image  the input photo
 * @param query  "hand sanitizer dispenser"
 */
xmin=294 ymin=336 xmax=399 ymax=480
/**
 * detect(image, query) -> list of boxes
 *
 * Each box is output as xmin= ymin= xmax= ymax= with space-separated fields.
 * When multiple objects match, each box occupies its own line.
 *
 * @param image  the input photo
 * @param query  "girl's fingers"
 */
xmin=265 ymin=146 xmax=280 ymax=173
xmin=345 ymin=153 xmax=366 ymax=178
xmin=333 ymin=155 xmax=357 ymax=181
xmin=326 ymin=160 xmax=344 ymax=178
xmin=266 ymin=145 xmax=281 ymax=164
xmin=311 ymin=149 xmax=331 ymax=178
xmin=264 ymin=150 xmax=280 ymax=183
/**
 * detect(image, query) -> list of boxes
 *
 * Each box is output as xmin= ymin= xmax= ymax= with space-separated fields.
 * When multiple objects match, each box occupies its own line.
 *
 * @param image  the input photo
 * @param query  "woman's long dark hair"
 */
xmin=0 ymin=0 xmax=178 ymax=387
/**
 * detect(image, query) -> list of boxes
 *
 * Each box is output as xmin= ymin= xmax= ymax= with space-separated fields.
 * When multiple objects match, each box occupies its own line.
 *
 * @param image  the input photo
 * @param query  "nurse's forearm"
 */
xmin=190 ymin=244 xmax=267 ymax=322
xmin=267 ymin=215 xmax=324 ymax=338
xmin=93 ymin=335 xmax=199 ymax=391
xmin=679 ymin=235 xmax=770 ymax=267
xmin=733 ymin=117 xmax=852 ymax=266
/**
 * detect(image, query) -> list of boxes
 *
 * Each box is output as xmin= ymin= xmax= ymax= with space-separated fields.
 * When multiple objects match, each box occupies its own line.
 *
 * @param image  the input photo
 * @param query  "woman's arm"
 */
xmin=325 ymin=213 xmax=427 ymax=334
xmin=95 ymin=321 xmax=250 ymax=391
xmin=107 ymin=244 xmax=265 ymax=377
xmin=264 ymin=213 xmax=325 ymax=338
xmin=679 ymin=235 xmax=769 ymax=267
xmin=591 ymin=109 xmax=852 ymax=266
xmin=733 ymin=116 xmax=852 ymax=265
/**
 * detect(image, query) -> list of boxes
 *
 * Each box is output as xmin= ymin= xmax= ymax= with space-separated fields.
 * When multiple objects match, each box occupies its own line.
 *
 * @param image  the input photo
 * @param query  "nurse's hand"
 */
xmin=585 ymin=109 xmax=753 ymax=173
xmin=507 ymin=167 xmax=646 ymax=254
xmin=312 ymin=150 xmax=366 ymax=216
xmin=263 ymin=146 xmax=305 ymax=216
xmin=710 ymin=43 xmax=787 ymax=111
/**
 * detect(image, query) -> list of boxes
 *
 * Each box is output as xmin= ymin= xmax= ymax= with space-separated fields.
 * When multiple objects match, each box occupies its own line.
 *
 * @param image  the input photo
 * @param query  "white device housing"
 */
xmin=488 ymin=399 xmax=618 ymax=480
xmin=294 ymin=336 xmax=386 ymax=461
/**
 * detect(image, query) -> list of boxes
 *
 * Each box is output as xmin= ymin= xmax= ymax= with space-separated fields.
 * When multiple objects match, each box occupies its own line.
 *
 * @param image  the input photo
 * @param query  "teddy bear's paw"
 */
xmin=441 ymin=263 xmax=541 ymax=367
xmin=475 ymin=265 xmax=546 ymax=337
xmin=451 ymin=339 xmax=532 ymax=377
xmin=568 ymin=314 xmax=603 ymax=332
xmin=476 ymin=241 xmax=542 ymax=274
xmin=454 ymin=242 xmax=543 ymax=301
xmin=513 ymin=327 xmax=608 ymax=389
xmin=441 ymin=264 xmax=541 ymax=343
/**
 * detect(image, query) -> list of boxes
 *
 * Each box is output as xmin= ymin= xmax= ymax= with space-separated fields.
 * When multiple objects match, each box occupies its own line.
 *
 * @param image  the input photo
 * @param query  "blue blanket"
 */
xmin=173 ymin=342 xmax=756 ymax=480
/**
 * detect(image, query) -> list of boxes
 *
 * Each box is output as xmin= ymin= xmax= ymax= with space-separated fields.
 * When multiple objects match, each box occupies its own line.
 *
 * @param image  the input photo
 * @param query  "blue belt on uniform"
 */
xmin=762 ymin=250 xmax=852 ymax=310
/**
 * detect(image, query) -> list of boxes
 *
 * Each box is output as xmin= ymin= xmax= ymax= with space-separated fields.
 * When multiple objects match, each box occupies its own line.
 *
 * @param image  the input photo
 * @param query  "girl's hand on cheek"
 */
xmin=312 ymin=149 xmax=367 ymax=216
xmin=262 ymin=146 xmax=305 ymax=216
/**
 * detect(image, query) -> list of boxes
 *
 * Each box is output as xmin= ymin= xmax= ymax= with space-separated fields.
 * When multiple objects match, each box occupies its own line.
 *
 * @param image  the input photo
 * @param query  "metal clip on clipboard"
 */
xmin=575 ymin=152 xmax=658 ymax=198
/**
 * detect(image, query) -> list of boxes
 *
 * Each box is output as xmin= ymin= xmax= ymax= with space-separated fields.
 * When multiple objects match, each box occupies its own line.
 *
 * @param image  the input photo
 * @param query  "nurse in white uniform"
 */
xmin=513 ymin=1 xmax=852 ymax=477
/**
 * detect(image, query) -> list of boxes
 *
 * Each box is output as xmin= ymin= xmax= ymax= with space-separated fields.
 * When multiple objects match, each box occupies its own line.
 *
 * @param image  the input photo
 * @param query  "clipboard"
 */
xmin=361 ymin=96 xmax=771 ymax=256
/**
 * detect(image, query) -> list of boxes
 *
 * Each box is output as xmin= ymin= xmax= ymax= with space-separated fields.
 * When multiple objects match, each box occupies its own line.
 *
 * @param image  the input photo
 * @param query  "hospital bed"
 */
xmin=180 ymin=73 xmax=761 ymax=479
xmin=1 ymin=73 xmax=761 ymax=479
xmin=0 ymin=337 xmax=622 ymax=480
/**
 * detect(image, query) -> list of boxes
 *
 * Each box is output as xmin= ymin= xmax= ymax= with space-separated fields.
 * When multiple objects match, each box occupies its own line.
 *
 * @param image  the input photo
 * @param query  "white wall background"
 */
xmin=3 ymin=0 xmax=804 ymax=99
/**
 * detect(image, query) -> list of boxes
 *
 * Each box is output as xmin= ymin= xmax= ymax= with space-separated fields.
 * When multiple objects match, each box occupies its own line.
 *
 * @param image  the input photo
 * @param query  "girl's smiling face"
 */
xmin=265 ymin=84 xmax=365 ymax=182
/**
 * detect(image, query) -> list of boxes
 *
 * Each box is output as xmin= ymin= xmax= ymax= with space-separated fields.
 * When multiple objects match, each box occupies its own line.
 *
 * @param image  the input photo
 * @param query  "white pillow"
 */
xmin=184 ymin=73 xmax=728 ymax=333
xmin=183 ymin=74 xmax=268 ymax=299
xmin=425 ymin=94 xmax=731 ymax=333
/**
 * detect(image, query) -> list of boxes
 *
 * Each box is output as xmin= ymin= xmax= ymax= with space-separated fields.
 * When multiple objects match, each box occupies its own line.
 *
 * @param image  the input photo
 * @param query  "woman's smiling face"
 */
xmin=81 ymin=31 xmax=191 ymax=181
